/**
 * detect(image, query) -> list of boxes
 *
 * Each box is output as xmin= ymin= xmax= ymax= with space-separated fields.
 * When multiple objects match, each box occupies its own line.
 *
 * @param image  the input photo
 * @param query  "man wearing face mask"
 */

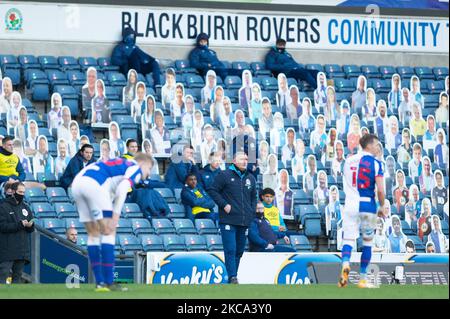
xmin=111 ymin=27 xmax=161 ymax=90
xmin=0 ymin=182 xmax=35 ymax=284
xmin=189 ymin=33 xmax=242 ymax=81
xmin=265 ymin=38 xmax=319 ymax=89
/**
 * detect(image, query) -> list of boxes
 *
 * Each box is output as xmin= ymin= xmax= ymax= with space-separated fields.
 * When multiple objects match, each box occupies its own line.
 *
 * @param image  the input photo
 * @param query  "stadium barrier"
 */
xmin=140 ymin=251 xmax=449 ymax=285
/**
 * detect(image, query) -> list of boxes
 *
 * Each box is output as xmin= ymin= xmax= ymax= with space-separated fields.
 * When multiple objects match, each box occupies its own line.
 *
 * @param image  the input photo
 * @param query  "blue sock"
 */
xmin=87 ymin=238 xmax=104 ymax=285
xmin=341 ymin=244 xmax=352 ymax=266
xmin=101 ymin=234 xmax=116 ymax=285
xmin=360 ymin=246 xmax=372 ymax=279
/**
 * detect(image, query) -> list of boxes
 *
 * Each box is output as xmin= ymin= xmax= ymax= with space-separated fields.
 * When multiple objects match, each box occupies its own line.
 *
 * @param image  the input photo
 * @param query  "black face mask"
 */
xmin=277 ymin=47 xmax=285 ymax=53
xmin=5 ymin=193 xmax=13 ymax=198
xmin=256 ymin=212 xmax=264 ymax=219
xmin=14 ymin=193 xmax=24 ymax=204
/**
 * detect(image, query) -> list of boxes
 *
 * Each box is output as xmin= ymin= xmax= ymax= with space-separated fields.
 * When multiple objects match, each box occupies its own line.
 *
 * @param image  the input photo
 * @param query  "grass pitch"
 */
xmin=0 ymin=284 xmax=447 ymax=299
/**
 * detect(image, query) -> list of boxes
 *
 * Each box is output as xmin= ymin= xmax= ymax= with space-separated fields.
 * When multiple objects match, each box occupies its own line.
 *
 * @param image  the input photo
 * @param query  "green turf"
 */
xmin=0 ymin=284 xmax=447 ymax=299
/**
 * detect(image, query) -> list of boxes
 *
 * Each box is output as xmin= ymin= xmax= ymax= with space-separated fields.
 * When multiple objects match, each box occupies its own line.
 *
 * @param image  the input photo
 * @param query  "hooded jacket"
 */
xmin=0 ymin=146 xmax=25 ymax=184
xmin=265 ymin=46 xmax=299 ymax=76
xmin=188 ymin=33 xmax=224 ymax=73
xmin=199 ymin=164 xmax=221 ymax=190
xmin=59 ymin=149 xmax=96 ymax=190
xmin=0 ymin=196 xmax=34 ymax=263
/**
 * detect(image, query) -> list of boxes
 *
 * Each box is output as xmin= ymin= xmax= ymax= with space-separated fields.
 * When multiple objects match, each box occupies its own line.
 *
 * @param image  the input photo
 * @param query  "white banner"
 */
xmin=0 ymin=2 xmax=448 ymax=53
xmin=146 ymin=251 xmax=449 ymax=284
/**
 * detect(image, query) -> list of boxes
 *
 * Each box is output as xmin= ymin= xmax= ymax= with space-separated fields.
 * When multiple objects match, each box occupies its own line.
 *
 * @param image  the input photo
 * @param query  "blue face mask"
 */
xmin=199 ymin=44 xmax=208 ymax=50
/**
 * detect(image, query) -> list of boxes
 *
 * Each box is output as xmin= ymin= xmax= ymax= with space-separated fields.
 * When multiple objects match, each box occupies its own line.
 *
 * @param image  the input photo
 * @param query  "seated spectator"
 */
xmin=14 ymin=107 xmax=28 ymax=143
xmin=6 ymin=91 xmax=22 ymax=130
xmin=405 ymin=184 xmax=421 ymax=228
xmin=313 ymin=170 xmax=329 ymax=210
xmin=337 ymin=100 xmax=350 ymax=138
xmin=130 ymin=81 xmax=146 ymax=118
xmin=409 ymin=102 xmax=426 ymax=138
xmin=321 ymin=128 xmax=337 ymax=165
xmin=161 ymin=68 xmax=176 ymax=108
xmin=200 ymin=125 xmax=218 ymax=168
xmin=276 ymin=73 xmax=291 ymax=113
xmin=188 ymin=33 xmax=241 ymax=81
xmin=81 ymin=67 xmax=97 ymax=113
xmin=141 ymin=139 xmax=159 ymax=175
xmin=373 ymin=217 xmax=390 ymax=253
xmin=219 ymin=96 xmax=234 ymax=133
xmin=374 ymin=100 xmax=389 ymax=137
xmin=201 ymin=70 xmax=217 ymax=109
xmin=91 ymin=79 xmax=111 ymax=126
xmin=291 ymin=139 xmax=306 ymax=181
xmin=141 ymin=95 xmax=155 ymax=135
xmin=388 ymin=74 xmax=402 ymax=113
xmin=434 ymin=128 xmax=448 ymax=166
xmin=332 ymin=140 xmax=345 ymax=178
xmin=98 ymin=138 xmax=111 ymax=162
xmin=257 ymin=141 xmax=270 ymax=174
xmin=265 ymin=38 xmax=318 ymax=88
xmin=324 ymin=86 xmax=339 ymax=125
xmin=398 ymin=87 xmax=412 ymax=127
xmin=351 ymin=75 xmax=367 ymax=117
xmin=427 ymin=215 xmax=449 ymax=253
xmin=165 ymin=144 xmax=198 ymax=189
xmin=248 ymin=202 xmax=295 ymax=253
xmin=310 ymin=114 xmax=327 ymax=152
xmin=200 ymin=152 xmax=222 ymax=191
xmin=67 ymin=120 xmax=80 ymax=158
xmin=122 ymin=139 xmax=138 ymax=160
xmin=24 ymin=120 xmax=39 ymax=156
xmin=122 ymin=69 xmax=138 ymax=109
xmin=303 ymin=154 xmax=317 ymax=193
xmin=258 ymin=98 xmax=274 ymax=138
xmin=419 ymin=156 xmax=434 ymax=194
xmin=170 ymin=83 xmax=185 ymax=121
xmin=249 ymin=83 xmax=262 ymax=125
xmin=385 ymin=115 xmax=402 ymax=152
xmin=392 ymin=169 xmax=409 ymax=213
xmin=79 ymin=135 xmax=90 ymax=149
xmin=55 ymin=139 xmax=70 ymax=176
xmin=313 ymin=72 xmax=327 ymax=110
xmin=32 ymin=136 xmax=54 ymax=179
xmin=149 ymin=110 xmax=171 ymax=155
xmin=409 ymin=76 xmax=424 ymax=108
xmin=0 ymin=136 xmax=25 ymax=189
xmin=286 ymin=85 xmax=302 ymax=121
xmin=269 ymin=112 xmax=285 ymax=153
xmin=60 ymin=144 xmax=95 ymax=190
xmin=263 ymin=154 xmax=278 ymax=190
xmin=426 ymin=241 xmax=436 ymax=253
xmin=298 ymin=97 xmax=315 ymax=135
xmin=57 ymin=106 xmax=72 ymax=143
xmin=384 ymin=155 xmax=396 ymax=195
xmin=12 ymin=139 xmax=31 ymax=175
xmin=209 ymin=86 xmax=224 ymax=124
xmin=423 ymin=115 xmax=437 ymax=152
xmin=431 ymin=170 xmax=447 ymax=213
xmin=435 ymin=92 xmax=448 ymax=125
xmin=260 ymin=188 xmax=287 ymax=233
xmin=47 ymin=93 xmax=63 ymax=130
xmin=362 ymin=88 xmax=377 ymax=125
xmin=66 ymin=227 xmax=78 ymax=244
xmin=325 ymin=185 xmax=342 ymax=237
xmin=181 ymin=173 xmax=217 ymax=223
xmin=281 ymin=128 xmax=295 ymax=167
xmin=378 ymin=200 xmax=393 ymax=236
xmin=238 ymin=70 xmax=252 ymax=111
xmin=388 ymin=215 xmax=408 ymax=253
xmin=182 ymin=95 xmax=195 ymax=136
xmin=0 ymin=77 xmax=12 ymax=114
xmin=417 ymin=198 xmax=432 ymax=241
xmin=111 ymin=27 xmax=160 ymax=90
xmin=408 ymin=143 xmax=423 ymax=179
xmin=231 ymin=110 xmax=246 ymax=138
xmin=347 ymin=114 xmax=361 ymax=154
xmin=275 ymin=169 xmax=294 ymax=220
xmin=397 ymin=128 xmax=412 ymax=165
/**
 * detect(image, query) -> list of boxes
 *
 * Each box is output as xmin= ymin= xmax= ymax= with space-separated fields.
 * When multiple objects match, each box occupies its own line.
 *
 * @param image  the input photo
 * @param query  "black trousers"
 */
xmin=0 ymin=260 xmax=25 ymax=284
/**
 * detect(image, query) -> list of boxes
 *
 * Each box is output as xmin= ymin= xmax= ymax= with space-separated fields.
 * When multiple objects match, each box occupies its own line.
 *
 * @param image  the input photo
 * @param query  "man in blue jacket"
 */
xmin=199 ymin=152 xmax=222 ymax=190
xmin=265 ymin=38 xmax=319 ymax=89
xmin=248 ymin=202 xmax=295 ymax=252
xmin=208 ymin=151 xmax=257 ymax=284
xmin=188 ymin=33 xmax=242 ymax=81
xmin=111 ymin=27 xmax=161 ymax=90
xmin=164 ymin=145 xmax=199 ymax=190
xmin=181 ymin=173 xmax=217 ymax=222
xmin=60 ymin=144 xmax=95 ymax=190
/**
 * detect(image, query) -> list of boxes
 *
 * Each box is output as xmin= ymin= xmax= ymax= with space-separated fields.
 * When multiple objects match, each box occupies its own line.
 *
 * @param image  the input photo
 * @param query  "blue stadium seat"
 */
xmin=64 ymin=218 xmax=86 ymax=234
xmin=78 ymin=57 xmax=97 ymax=70
xmin=324 ymin=64 xmax=345 ymax=78
xmin=292 ymin=189 xmax=312 ymax=205
xmin=58 ymin=56 xmax=80 ymax=71
xmin=106 ymin=72 xmax=127 ymax=87
xmin=441 ymin=220 xmax=449 ymax=236
xmin=41 ymin=218 xmax=66 ymax=234
xmin=117 ymin=219 xmax=133 ymax=234
xmin=194 ymin=219 xmax=218 ymax=235
xmin=427 ymin=81 xmax=445 ymax=94
xmin=36 ymin=172 xmax=57 ymax=187
xmin=54 ymin=203 xmax=78 ymax=218
xmin=184 ymin=234 xmax=207 ymax=251
xmin=0 ymin=54 xmax=20 ymax=69
xmin=334 ymin=78 xmax=354 ymax=93
xmin=162 ymin=234 xmax=186 ymax=251
xmin=46 ymin=187 xmax=70 ymax=203
xmin=18 ymin=55 xmax=40 ymax=70
xmin=139 ymin=234 xmax=164 ymax=251
xmin=224 ymin=75 xmax=242 ymax=89
xmin=432 ymin=66 xmax=448 ymax=80
xmin=250 ymin=62 xmax=271 ymax=76
xmin=408 ymin=235 xmax=425 ymax=253
xmin=31 ymin=202 xmax=57 ymax=218
xmin=260 ymin=76 xmax=278 ymax=90
xmin=401 ymin=220 xmax=415 ymax=236
xmin=105 ymin=86 xmax=120 ymax=100
xmin=415 ymin=66 xmax=435 ymax=80
xmin=97 ymin=57 xmax=120 ymax=72
xmin=232 ymin=61 xmax=250 ymax=71
xmin=131 ymin=218 xmax=155 ymax=235
xmin=46 ymin=70 xmax=69 ymax=87
xmin=167 ymin=204 xmax=186 ymax=219
xmin=370 ymin=78 xmax=390 ymax=94
xmin=397 ymin=66 xmax=415 ymax=78
xmin=343 ymin=65 xmax=361 ymax=78
xmin=306 ymin=64 xmax=324 ymax=73
xmin=152 ymin=218 xmax=176 ymax=234
xmin=122 ymin=203 xmax=143 ymax=218
xmin=361 ymin=65 xmax=382 ymax=78
xmin=66 ymin=70 xmax=86 ymax=86
xmin=38 ymin=55 xmax=59 ymax=70
xmin=77 ymin=234 xmax=88 ymax=247
xmin=290 ymin=235 xmax=312 ymax=252
xmin=154 ymin=188 xmax=176 ymax=204
xmin=175 ymin=59 xmax=197 ymax=74
xmin=25 ymin=187 xmax=48 ymax=203
xmin=205 ymin=234 xmax=223 ymax=251
xmin=117 ymin=234 xmax=142 ymax=255
xmin=184 ymin=73 xmax=204 ymax=88
xmin=378 ymin=65 xmax=396 ymax=79
xmin=173 ymin=219 xmax=197 ymax=234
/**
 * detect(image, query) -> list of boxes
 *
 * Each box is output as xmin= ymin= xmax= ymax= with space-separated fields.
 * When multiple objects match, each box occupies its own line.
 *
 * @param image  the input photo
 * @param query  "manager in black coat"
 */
xmin=0 ymin=182 xmax=35 ymax=284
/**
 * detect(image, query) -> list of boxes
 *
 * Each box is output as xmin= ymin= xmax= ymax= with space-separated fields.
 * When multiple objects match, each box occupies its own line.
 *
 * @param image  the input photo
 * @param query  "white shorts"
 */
xmin=71 ymin=175 xmax=114 ymax=223
xmin=342 ymin=209 xmax=377 ymax=241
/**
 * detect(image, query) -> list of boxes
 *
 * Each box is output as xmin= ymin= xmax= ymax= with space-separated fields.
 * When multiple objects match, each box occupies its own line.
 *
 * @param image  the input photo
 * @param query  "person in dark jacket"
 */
xmin=248 ymin=202 xmax=295 ymax=252
xmin=129 ymin=177 xmax=170 ymax=219
xmin=0 ymin=182 xmax=34 ymax=284
xmin=199 ymin=152 xmax=222 ymax=190
xmin=181 ymin=173 xmax=217 ymax=222
xmin=111 ymin=27 xmax=161 ymax=90
xmin=60 ymin=144 xmax=95 ymax=190
xmin=165 ymin=144 xmax=199 ymax=190
xmin=265 ymin=38 xmax=319 ymax=89
xmin=188 ymin=33 xmax=242 ymax=81
xmin=208 ymin=151 xmax=257 ymax=284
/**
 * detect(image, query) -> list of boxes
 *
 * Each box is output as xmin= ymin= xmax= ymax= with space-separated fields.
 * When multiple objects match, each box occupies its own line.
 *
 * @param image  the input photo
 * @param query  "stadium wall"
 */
xmin=0 ymin=1 xmax=448 ymax=67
